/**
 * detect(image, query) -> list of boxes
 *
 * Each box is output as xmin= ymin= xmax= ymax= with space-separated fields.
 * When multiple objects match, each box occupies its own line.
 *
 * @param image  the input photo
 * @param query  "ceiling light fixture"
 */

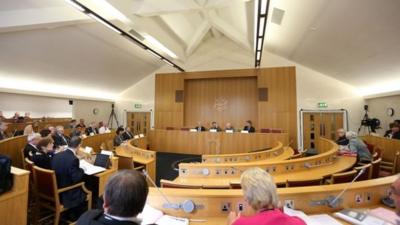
xmin=87 ymin=13 xmax=122 ymax=34
xmin=64 ymin=0 xmax=184 ymax=72
xmin=254 ymin=0 xmax=271 ymax=68
xmin=143 ymin=34 xmax=178 ymax=59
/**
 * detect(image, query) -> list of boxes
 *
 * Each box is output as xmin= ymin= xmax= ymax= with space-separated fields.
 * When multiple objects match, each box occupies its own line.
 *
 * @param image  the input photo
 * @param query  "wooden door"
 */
xmin=126 ymin=112 xmax=151 ymax=136
xmin=302 ymin=112 xmax=344 ymax=151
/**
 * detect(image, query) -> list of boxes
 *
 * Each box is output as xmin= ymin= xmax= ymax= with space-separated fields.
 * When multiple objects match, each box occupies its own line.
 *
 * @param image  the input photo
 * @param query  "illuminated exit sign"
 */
xmin=318 ymin=102 xmax=328 ymax=108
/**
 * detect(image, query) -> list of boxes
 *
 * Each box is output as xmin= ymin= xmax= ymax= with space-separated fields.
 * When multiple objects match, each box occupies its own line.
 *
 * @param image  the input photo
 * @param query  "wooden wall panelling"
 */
xmin=0 ymin=135 xmax=28 ymax=168
xmin=154 ymin=74 xmax=184 ymax=129
xmin=184 ymin=77 xmax=258 ymax=128
xmin=257 ymin=67 xmax=297 ymax=149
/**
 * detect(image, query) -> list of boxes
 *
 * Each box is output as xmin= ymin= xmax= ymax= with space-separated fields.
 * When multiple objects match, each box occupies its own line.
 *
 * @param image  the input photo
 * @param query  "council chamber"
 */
xmin=1 ymin=0 xmax=400 ymax=225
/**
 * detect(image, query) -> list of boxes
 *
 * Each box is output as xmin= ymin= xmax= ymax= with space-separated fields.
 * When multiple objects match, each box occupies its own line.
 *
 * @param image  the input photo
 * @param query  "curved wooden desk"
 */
xmin=147 ymin=175 xmax=397 ymax=223
xmin=0 ymin=167 xmax=29 ymax=225
xmin=174 ymin=138 xmax=356 ymax=187
xmin=201 ymin=141 xmax=293 ymax=163
xmin=81 ymin=132 xmax=115 ymax=153
xmin=362 ymin=135 xmax=400 ymax=162
xmin=149 ymin=129 xmax=289 ymax=155
xmin=115 ymin=137 xmax=157 ymax=184
xmin=0 ymin=135 xmax=27 ymax=168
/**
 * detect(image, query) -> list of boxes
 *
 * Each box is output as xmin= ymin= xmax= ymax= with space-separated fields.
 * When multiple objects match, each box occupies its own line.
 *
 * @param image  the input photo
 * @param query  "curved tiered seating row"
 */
xmin=172 ymin=138 xmax=356 ymax=188
xmin=148 ymin=175 xmax=397 ymax=222
xmin=200 ymin=141 xmax=294 ymax=163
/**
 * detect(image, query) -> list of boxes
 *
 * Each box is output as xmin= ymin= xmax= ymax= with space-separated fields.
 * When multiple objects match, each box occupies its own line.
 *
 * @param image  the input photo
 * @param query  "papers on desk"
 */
xmin=139 ymin=133 xmax=145 ymax=138
xmin=101 ymin=150 xmax=113 ymax=157
xmin=84 ymin=146 xmax=93 ymax=154
xmin=241 ymin=130 xmax=249 ymax=133
xmin=79 ymin=159 xmax=106 ymax=175
xmin=209 ymin=129 xmax=217 ymax=132
xmin=368 ymin=207 xmax=399 ymax=224
xmin=225 ymin=130 xmax=234 ymax=133
xmin=284 ymin=207 xmax=341 ymax=225
xmin=134 ymin=135 xmax=140 ymax=139
xmin=138 ymin=204 xmax=189 ymax=225
xmin=189 ymin=129 xmax=197 ymax=132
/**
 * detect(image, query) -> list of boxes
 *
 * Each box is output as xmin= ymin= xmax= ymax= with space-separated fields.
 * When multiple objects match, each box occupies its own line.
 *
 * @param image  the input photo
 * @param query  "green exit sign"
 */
xmin=134 ymin=104 xmax=142 ymax=109
xmin=318 ymin=102 xmax=328 ymax=108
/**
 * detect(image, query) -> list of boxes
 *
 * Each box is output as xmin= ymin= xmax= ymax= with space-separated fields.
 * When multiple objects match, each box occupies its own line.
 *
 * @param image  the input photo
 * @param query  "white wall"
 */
xmin=0 ymin=92 xmax=72 ymax=118
xmin=366 ymin=95 xmax=400 ymax=135
xmin=0 ymin=92 xmax=113 ymax=125
xmin=116 ymin=37 xmax=366 ymax=148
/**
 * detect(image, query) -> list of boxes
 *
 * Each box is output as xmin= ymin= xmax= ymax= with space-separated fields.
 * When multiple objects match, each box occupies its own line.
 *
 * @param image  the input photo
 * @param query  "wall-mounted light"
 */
xmin=64 ymin=0 xmax=184 ymax=72
xmin=254 ymin=0 xmax=270 ymax=68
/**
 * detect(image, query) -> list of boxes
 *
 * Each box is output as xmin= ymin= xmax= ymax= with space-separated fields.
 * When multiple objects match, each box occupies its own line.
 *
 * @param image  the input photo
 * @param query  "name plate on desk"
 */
xmin=189 ymin=129 xmax=197 ymax=132
xmin=225 ymin=130 xmax=234 ymax=133
xmin=209 ymin=129 xmax=217 ymax=133
xmin=241 ymin=130 xmax=249 ymax=133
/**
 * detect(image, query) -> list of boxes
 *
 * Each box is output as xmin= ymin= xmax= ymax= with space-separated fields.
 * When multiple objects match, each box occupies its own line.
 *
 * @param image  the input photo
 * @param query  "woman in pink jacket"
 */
xmin=227 ymin=168 xmax=306 ymax=225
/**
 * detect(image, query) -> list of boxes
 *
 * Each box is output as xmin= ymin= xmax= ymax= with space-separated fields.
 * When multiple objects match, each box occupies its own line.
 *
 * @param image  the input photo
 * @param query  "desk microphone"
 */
xmin=310 ymin=167 xmax=366 ymax=208
xmin=142 ymin=169 xmax=202 ymax=213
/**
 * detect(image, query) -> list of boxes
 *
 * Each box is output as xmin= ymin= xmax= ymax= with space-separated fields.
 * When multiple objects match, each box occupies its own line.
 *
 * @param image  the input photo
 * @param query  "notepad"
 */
xmin=309 ymin=214 xmax=342 ymax=225
xmin=79 ymin=159 xmax=106 ymax=175
xmin=368 ymin=207 xmax=399 ymax=224
xmin=138 ymin=204 xmax=189 ymax=225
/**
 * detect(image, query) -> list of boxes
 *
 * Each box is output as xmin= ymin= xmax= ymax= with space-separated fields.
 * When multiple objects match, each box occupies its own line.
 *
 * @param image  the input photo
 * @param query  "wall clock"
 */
xmin=93 ymin=108 xmax=100 ymax=115
xmin=386 ymin=107 xmax=394 ymax=117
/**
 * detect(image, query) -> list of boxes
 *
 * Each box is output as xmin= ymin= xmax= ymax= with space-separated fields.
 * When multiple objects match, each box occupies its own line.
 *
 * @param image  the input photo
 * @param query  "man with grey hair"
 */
xmin=23 ymin=132 xmax=41 ymax=159
xmin=0 ymin=122 xmax=8 ymax=140
xmin=346 ymin=131 xmax=372 ymax=163
xmin=76 ymin=170 xmax=151 ymax=225
xmin=52 ymin=125 xmax=69 ymax=148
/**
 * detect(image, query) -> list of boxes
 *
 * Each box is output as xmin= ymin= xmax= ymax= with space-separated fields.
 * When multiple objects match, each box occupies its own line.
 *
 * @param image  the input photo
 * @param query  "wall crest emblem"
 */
xmin=214 ymin=97 xmax=228 ymax=112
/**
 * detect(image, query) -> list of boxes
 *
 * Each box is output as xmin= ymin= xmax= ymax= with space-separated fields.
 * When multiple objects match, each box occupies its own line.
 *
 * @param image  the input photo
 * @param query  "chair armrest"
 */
xmin=133 ymin=166 xmax=145 ymax=171
xmin=57 ymin=181 xmax=91 ymax=195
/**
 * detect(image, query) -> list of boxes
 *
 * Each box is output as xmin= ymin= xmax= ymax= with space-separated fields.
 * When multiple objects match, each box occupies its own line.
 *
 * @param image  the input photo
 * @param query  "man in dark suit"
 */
xmin=195 ymin=121 xmax=206 ymax=132
xmin=122 ymin=127 xmax=134 ymax=140
xmin=52 ymin=136 xmax=87 ymax=219
xmin=243 ymin=120 xmax=255 ymax=133
xmin=86 ymin=122 xmax=98 ymax=136
xmin=210 ymin=121 xmax=222 ymax=131
xmin=76 ymin=170 xmax=150 ymax=225
xmin=391 ymin=125 xmax=400 ymax=140
xmin=114 ymin=127 xmax=125 ymax=147
xmin=52 ymin=125 xmax=70 ymax=148
xmin=23 ymin=133 xmax=41 ymax=159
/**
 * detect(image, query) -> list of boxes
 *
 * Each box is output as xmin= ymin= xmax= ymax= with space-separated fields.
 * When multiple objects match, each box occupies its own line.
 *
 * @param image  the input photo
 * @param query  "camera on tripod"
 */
xmin=359 ymin=105 xmax=380 ymax=133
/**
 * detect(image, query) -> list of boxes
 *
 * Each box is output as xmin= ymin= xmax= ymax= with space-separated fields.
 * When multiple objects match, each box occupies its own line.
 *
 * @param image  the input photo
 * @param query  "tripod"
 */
xmin=108 ymin=104 xmax=119 ymax=128
xmin=357 ymin=110 xmax=371 ymax=135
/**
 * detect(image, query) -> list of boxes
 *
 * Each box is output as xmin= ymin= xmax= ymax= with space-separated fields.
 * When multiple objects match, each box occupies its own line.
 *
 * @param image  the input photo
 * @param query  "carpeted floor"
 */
xmin=155 ymin=152 xmax=201 ymax=186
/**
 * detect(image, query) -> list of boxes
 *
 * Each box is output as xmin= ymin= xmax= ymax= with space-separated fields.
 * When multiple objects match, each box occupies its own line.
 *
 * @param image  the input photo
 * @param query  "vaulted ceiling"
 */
xmin=0 ymin=0 xmax=399 ymax=100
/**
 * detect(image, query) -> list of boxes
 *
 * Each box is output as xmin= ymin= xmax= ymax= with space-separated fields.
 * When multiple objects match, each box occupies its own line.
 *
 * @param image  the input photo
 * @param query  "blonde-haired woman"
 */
xmin=228 ymin=167 xmax=305 ymax=225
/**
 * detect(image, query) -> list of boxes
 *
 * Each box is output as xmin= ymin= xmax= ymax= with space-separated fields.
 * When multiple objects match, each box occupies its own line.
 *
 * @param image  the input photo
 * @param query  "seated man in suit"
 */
xmin=52 ymin=136 xmax=88 ymax=220
xmin=225 ymin=122 xmax=234 ymax=131
xmin=0 ymin=111 xmax=5 ymax=121
xmin=243 ymin=120 xmax=255 ymax=133
xmin=78 ymin=118 xmax=86 ymax=129
xmin=52 ymin=125 xmax=70 ymax=149
xmin=86 ymin=122 xmax=98 ymax=136
xmin=23 ymin=132 xmax=41 ymax=159
xmin=114 ymin=127 xmax=125 ymax=147
xmin=194 ymin=121 xmax=206 ymax=132
xmin=336 ymin=128 xmax=349 ymax=146
xmin=71 ymin=125 xmax=84 ymax=138
xmin=32 ymin=136 xmax=54 ymax=169
xmin=390 ymin=124 xmax=400 ymax=140
xmin=209 ymin=121 xmax=222 ymax=131
xmin=76 ymin=170 xmax=150 ymax=225
xmin=122 ymin=126 xmax=134 ymax=140
xmin=0 ymin=122 xmax=8 ymax=140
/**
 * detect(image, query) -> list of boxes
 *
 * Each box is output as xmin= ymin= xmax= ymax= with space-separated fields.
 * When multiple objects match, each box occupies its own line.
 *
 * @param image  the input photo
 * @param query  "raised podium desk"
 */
xmin=149 ymin=129 xmax=289 ymax=155
xmin=0 ymin=167 xmax=29 ymax=225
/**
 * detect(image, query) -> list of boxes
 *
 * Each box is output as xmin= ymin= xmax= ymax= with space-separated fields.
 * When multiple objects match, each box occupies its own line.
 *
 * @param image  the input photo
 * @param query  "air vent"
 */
xmin=271 ymin=7 xmax=285 ymax=25
xmin=128 ymin=29 xmax=145 ymax=41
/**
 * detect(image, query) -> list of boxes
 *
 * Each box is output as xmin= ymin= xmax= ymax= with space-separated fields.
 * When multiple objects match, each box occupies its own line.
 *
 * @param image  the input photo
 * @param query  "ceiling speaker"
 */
xmin=175 ymin=90 xmax=184 ymax=103
xmin=271 ymin=7 xmax=285 ymax=25
xmin=259 ymin=88 xmax=268 ymax=102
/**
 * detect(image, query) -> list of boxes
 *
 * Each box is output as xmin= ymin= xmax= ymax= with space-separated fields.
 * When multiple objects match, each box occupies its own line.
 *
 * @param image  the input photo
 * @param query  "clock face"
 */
xmin=93 ymin=108 xmax=99 ymax=115
xmin=387 ymin=108 xmax=394 ymax=117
